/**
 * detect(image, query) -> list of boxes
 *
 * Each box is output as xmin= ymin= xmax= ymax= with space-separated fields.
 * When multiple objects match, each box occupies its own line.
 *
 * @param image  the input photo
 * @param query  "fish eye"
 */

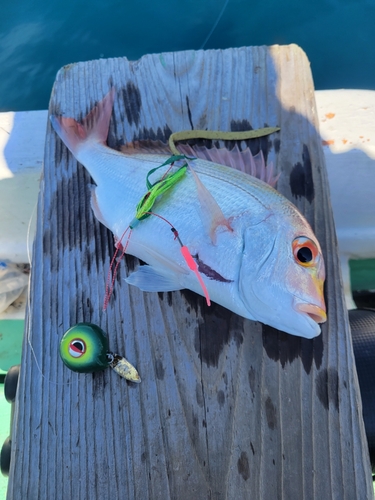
xmin=292 ymin=237 xmax=318 ymax=267
xmin=296 ymin=246 xmax=313 ymax=263
xmin=68 ymin=339 xmax=86 ymax=358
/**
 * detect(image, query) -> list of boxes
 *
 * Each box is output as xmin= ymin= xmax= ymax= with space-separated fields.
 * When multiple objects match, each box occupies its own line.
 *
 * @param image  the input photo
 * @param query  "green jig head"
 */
xmin=59 ymin=323 xmax=109 ymax=373
xmin=59 ymin=322 xmax=141 ymax=383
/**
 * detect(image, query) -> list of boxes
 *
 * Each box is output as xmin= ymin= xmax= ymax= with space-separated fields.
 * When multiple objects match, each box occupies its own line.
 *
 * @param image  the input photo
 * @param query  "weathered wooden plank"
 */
xmin=7 ymin=45 xmax=373 ymax=499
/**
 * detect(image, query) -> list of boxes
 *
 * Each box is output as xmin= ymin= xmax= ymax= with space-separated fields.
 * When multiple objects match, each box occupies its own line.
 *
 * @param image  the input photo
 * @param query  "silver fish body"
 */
xmin=51 ymin=90 xmax=326 ymax=339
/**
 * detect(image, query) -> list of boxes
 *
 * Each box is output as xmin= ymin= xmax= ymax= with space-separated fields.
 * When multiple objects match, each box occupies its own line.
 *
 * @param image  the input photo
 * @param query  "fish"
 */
xmin=50 ymin=88 xmax=326 ymax=339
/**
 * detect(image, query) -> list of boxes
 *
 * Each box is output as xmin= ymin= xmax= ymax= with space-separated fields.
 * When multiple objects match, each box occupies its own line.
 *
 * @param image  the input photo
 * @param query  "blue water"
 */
xmin=1 ymin=0 xmax=375 ymax=111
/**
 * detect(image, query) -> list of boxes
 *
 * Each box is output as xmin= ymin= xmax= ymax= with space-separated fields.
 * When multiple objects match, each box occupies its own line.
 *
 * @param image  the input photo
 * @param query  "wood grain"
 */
xmin=7 ymin=45 xmax=373 ymax=499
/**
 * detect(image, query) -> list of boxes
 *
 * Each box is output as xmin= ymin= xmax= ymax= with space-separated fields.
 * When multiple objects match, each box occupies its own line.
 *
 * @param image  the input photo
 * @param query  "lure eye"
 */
xmin=68 ymin=339 xmax=86 ymax=358
xmin=293 ymin=237 xmax=319 ymax=267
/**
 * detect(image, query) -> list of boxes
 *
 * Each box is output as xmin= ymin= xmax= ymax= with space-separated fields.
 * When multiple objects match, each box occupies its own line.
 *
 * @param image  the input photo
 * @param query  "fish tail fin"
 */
xmin=50 ymin=87 xmax=116 ymax=155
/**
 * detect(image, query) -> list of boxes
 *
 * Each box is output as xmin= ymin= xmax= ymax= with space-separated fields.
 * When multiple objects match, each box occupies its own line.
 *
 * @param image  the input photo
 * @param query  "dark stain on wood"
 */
xmin=180 ymin=289 xmax=201 ymax=316
xmin=124 ymin=255 xmax=138 ymax=273
xmin=230 ymin=118 xmax=253 ymax=133
xmin=54 ymin=134 xmax=65 ymax=166
xmin=92 ymin=370 xmax=107 ymax=393
xmin=248 ymin=366 xmax=256 ymax=395
xmin=156 ymin=291 xmax=173 ymax=307
xmin=43 ymin=228 xmax=52 ymax=261
xmin=262 ymin=325 xmax=300 ymax=367
xmin=229 ymin=119 xmax=273 ymax=162
xmin=93 ymin=223 xmax=112 ymax=271
xmin=262 ymin=324 xmax=324 ymax=373
xmin=265 ymin=396 xmax=277 ymax=430
xmin=237 ymin=451 xmax=250 ymax=481
xmin=289 ymin=144 xmax=315 ymax=203
xmin=217 ymin=390 xmax=225 ymax=408
xmin=191 ymin=411 xmax=199 ymax=446
xmin=195 ymin=304 xmax=244 ymax=367
xmin=155 ymin=358 xmax=165 ymax=380
xmin=186 ymin=96 xmax=194 ymax=130
xmin=107 ymin=114 xmax=118 ymax=150
xmin=107 ymin=76 xmax=114 ymax=89
xmin=121 ymin=81 xmax=142 ymax=127
xmin=86 ymin=297 xmax=93 ymax=316
xmin=133 ymin=124 xmax=173 ymax=143
xmin=301 ymin=334 xmax=323 ymax=373
xmin=195 ymin=382 xmax=204 ymax=408
xmin=316 ymin=367 xmax=339 ymax=411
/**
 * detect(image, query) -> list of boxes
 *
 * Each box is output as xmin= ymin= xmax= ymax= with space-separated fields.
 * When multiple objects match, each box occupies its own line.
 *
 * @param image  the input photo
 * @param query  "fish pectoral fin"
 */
xmin=125 ymin=266 xmax=184 ymax=292
xmin=189 ymin=166 xmax=233 ymax=244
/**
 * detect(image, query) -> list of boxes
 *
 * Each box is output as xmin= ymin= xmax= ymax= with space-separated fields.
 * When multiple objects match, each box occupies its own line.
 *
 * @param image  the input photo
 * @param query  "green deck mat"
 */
xmin=0 ymin=383 xmax=11 ymax=499
xmin=350 ymin=259 xmax=375 ymax=292
xmin=0 ymin=321 xmax=24 ymax=373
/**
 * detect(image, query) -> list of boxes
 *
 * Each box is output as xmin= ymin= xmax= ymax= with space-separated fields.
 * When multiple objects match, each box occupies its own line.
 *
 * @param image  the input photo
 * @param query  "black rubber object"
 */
xmin=0 ymin=437 xmax=11 ymax=477
xmin=4 ymin=365 xmax=20 ymax=403
xmin=349 ymin=308 xmax=375 ymax=473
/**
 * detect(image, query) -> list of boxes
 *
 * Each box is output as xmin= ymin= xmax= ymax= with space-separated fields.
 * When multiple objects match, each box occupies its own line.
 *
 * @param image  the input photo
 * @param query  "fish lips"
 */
xmin=293 ymin=299 xmax=327 ymax=326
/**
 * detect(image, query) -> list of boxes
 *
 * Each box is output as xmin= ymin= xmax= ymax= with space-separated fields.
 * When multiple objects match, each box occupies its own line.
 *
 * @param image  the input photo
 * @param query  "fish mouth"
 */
xmin=294 ymin=302 xmax=327 ymax=324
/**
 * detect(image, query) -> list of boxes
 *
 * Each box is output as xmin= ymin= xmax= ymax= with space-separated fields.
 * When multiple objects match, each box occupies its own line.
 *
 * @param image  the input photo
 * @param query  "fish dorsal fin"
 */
xmin=119 ymin=135 xmax=279 ymax=187
xmin=120 ymin=140 xmax=171 ymax=155
xmin=188 ymin=163 xmax=233 ymax=245
xmin=178 ymin=143 xmax=280 ymax=188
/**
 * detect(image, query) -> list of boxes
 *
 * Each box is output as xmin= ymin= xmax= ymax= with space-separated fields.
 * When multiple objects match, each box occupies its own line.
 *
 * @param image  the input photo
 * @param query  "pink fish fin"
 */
xmin=188 ymin=164 xmax=233 ymax=245
xmin=120 ymin=139 xmax=171 ymax=155
xmin=252 ymin=150 xmax=280 ymax=188
xmin=177 ymin=144 xmax=280 ymax=188
xmin=50 ymin=87 xmax=115 ymax=155
xmin=89 ymin=185 xmax=110 ymax=228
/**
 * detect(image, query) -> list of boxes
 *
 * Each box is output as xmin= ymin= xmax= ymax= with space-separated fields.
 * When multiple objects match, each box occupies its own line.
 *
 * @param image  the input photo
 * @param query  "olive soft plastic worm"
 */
xmin=168 ymin=127 xmax=280 ymax=156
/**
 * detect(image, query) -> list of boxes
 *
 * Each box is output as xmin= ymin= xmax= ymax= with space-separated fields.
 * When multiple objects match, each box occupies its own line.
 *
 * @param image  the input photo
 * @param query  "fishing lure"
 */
xmin=59 ymin=323 xmax=141 ymax=382
xmin=168 ymin=127 xmax=281 ymax=156
xmin=129 ymin=154 xmax=189 ymax=228
xmin=104 ymin=154 xmax=211 ymax=309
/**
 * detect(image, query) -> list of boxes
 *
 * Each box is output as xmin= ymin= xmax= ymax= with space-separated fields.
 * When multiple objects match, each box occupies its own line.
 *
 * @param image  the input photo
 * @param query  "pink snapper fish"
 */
xmin=50 ymin=88 xmax=326 ymax=339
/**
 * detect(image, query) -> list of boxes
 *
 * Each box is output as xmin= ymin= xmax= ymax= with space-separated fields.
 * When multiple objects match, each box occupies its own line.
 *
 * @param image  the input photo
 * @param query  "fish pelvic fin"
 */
xmin=50 ymin=88 xmax=116 ymax=156
xmin=125 ymin=266 xmax=184 ymax=292
xmin=188 ymin=164 xmax=233 ymax=244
